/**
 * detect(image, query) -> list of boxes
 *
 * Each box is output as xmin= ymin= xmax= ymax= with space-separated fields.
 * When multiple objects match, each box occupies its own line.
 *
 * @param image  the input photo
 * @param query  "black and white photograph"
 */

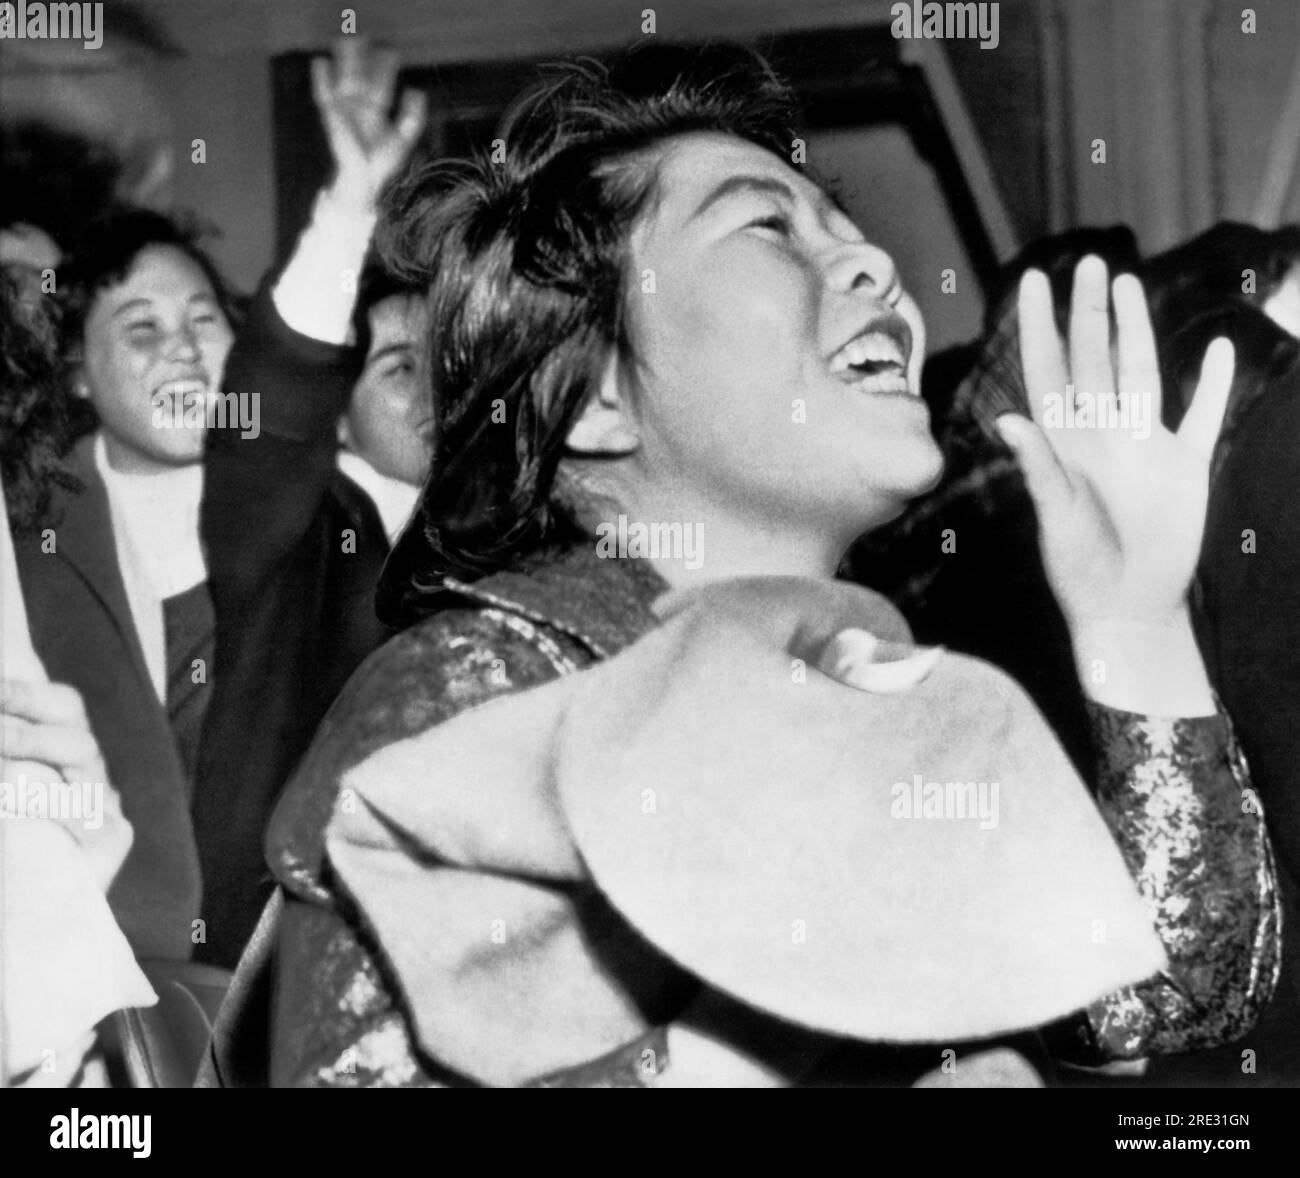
xmin=1 ymin=0 xmax=1297 ymax=1147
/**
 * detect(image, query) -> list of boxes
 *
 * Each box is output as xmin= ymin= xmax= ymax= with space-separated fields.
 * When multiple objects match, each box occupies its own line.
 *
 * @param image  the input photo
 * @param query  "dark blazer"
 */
xmin=13 ymin=435 xmax=201 ymax=961
xmin=193 ymin=283 xmax=389 ymax=968
xmin=11 ymin=288 xmax=390 ymax=970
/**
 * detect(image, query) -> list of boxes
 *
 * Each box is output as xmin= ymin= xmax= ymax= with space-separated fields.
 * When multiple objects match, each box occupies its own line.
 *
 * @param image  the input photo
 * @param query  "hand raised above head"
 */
xmin=310 ymin=37 xmax=428 ymax=216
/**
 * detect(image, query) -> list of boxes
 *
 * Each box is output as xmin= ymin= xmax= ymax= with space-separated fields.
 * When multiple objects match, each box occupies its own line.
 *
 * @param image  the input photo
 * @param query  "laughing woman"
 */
xmin=10 ymin=41 xmax=426 ymax=972
xmin=263 ymin=44 xmax=1279 ymax=1087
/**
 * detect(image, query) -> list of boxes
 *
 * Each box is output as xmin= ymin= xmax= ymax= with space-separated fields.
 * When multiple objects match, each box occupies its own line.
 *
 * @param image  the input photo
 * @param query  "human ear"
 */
xmin=565 ymin=348 xmax=640 ymax=456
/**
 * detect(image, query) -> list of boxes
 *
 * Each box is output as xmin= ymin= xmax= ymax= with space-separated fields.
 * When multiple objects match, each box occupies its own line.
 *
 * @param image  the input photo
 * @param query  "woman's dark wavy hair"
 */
xmin=376 ymin=41 xmax=800 ymax=619
xmin=0 ymin=271 xmax=80 ymax=529
xmin=58 ymin=206 xmax=239 ymax=347
xmin=57 ymin=206 xmax=239 ymax=438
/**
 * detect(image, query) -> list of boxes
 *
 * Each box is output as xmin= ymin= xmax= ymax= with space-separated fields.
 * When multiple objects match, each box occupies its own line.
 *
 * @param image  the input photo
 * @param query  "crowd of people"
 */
xmin=1 ymin=36 xmax=1298 ymax=1088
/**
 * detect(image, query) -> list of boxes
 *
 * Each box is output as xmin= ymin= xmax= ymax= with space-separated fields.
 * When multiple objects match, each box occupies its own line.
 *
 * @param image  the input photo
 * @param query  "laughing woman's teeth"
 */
xmin=831 ymin=333 xmax=905 ymax=369
xmin=857 ymin=370 xmax=910 ymax=395
xmin=159 ymin=379 xmax=206 ymax=395
xmin=829 ymin=330 xmax=911 ymax=393
xmin=849 ymin=332 xmax=905 ymax=367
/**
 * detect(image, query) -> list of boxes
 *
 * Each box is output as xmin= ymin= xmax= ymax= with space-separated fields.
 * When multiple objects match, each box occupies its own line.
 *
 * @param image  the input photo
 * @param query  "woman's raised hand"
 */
xmin=996 ymin=256 xmax=1235 ymax=715
xmin=997 ymin=256 xmax=1234 ymax=635
xmin=310 ymin=37 xmax=427 ymax=215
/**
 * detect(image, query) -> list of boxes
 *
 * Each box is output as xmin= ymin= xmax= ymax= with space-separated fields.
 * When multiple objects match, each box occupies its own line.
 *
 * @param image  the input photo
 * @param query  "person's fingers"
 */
xmin=1112 ymin=272 xmax=1162 ymax=426
xmin=1 ymin=716 xmax=103 ymax=780
xmin=0 ymin=757 xmax=82 ymax=840
xmin=394 ymin=88 xmax=428 ymax=147
xmin=1177 ymin=337 xmax=1235 ymax=462
xmin=1068 ymin=255 xmax=1115 ymax=405
xmin=995 ymin=413 xmax=1075 ymax=522
xmin=0 ymin=776 xmax=122 ymax=891
xmin=368 ymin=46 xmax=401 ymax=106
xmin=0 ymin=679 xmax=89 ymax=726
xmin=0 ymin=756 xmax=61 ymax=786
xmin=315 ymin=90 xmax=363 ymax=169
xmin=1017 ymin=269 xmax=1068 ymax=428
xmin=312 ymin=53 xmax=364 ymax=169
xmin=0 ymin=682 xmax=106 ymax=786
xmin=1 ymin=753 xmax=117 ymax=812
xmin=0 ymin=756 xmax=129 ymax=890
xmin=333 ymin=35 xmax=364 ymax=91
xmin=0 ymin=678 xmax=39 ymax=720
xmin=73 ymin=781 xmax=132 ymax=888
xmin=310 ymin=54 xmax=335 ymax=112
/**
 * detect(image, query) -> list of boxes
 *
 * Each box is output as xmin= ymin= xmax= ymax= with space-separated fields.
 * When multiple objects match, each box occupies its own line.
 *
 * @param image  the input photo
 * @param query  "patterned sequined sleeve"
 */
xmin=270 ymin=607 xmax=592 ymax=1087
xmin=1053 ymin=702 xmax=1281 ymax=1064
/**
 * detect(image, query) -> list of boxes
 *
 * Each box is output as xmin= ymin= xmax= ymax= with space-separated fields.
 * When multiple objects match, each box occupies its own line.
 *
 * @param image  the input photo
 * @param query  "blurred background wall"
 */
xmin=4 ymin=0 xmax=1299 ymax=353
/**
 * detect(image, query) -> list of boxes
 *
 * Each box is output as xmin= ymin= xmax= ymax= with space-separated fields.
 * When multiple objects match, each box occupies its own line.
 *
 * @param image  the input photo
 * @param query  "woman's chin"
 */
xmin=893 ymin=436 xmax=946 ymax=499
xmin=852 ymin=444 xmax=945 ymax=530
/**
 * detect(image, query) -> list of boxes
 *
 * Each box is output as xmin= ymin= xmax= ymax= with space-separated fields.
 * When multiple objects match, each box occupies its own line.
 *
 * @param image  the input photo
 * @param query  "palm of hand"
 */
xmin=1000 ymin=258 xmax=1234 ymax=630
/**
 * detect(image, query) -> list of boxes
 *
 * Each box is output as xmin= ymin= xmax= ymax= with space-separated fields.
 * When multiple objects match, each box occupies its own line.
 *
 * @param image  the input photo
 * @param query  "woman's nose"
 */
xmin=168 ymin=324 xmax=202 ymax=360
xmin=827 ymin=241 xmax=900 ymax=303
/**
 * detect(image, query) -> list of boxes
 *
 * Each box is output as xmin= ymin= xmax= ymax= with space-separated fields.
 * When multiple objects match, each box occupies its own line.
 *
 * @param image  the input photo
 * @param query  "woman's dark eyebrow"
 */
xmin=690 ymin=174 xmax=796 ymax=221
xmin=111 ymin=298 xmax=153 ymax=320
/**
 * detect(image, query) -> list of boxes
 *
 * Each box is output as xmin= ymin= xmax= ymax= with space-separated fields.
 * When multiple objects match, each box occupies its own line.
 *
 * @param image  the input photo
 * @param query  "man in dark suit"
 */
xmin=193 ymin=41 xmax=430 ymax=966
xmin=195 ymin=264 xmax=430 ymax=966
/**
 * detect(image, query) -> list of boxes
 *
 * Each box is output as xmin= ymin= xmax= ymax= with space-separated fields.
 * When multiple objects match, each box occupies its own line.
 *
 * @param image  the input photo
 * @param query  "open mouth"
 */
xmin=151 ymin=377 xmax=212 ymax=414
xmin=153 ymin=377 xmax=209 ymax=401
xmin=828 ymin=320 xmax=913 ymax=397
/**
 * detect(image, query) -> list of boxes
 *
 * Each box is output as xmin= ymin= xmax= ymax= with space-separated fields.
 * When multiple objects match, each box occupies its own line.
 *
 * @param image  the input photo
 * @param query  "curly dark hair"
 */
xmin=0 ymin=272 xmax=79 ymax=529
xmin=376 ymin=41 xmax=802 ymax=623
xmin=52 ymin=205 xmax=239 ymax=440
xmin=58 ymin=205 xmax=239 ymax=363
